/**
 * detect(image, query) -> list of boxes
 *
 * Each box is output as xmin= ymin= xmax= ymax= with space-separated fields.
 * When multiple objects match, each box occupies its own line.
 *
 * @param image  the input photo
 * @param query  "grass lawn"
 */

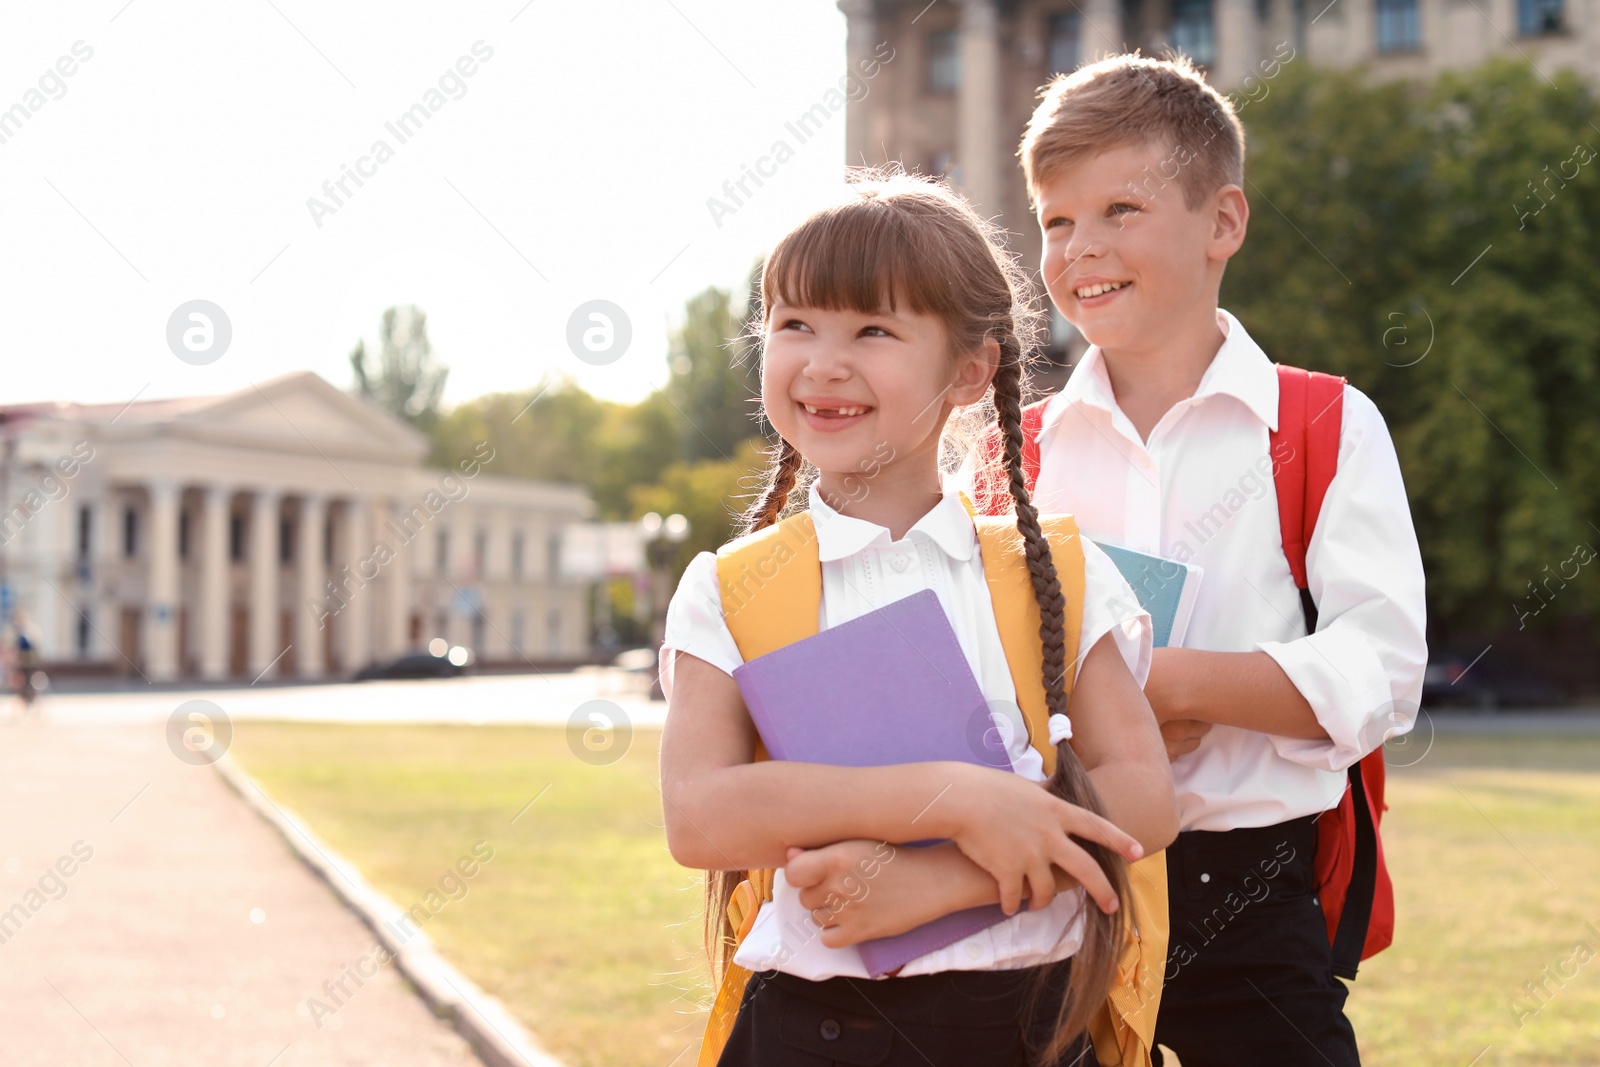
xmin=228 ymin=722 xmax=1600 ymax=1067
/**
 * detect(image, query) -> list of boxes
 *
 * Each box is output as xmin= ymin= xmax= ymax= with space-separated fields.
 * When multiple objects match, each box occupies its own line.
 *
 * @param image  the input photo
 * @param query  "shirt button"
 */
xmin=890 ymin=552 xmax=910 ymax=572
xmin=966 ymin=941 xmax=984 ymax=960
xmin=820 ymin=1018 xmax=841 ymax=1041
xmin=1199 ymin=873 xmax=1210 ymax=884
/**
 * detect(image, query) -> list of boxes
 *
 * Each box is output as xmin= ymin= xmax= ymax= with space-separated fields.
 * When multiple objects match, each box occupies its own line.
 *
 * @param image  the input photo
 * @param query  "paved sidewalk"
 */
xmin=0 ymin=719 xmax=484 ymax=1067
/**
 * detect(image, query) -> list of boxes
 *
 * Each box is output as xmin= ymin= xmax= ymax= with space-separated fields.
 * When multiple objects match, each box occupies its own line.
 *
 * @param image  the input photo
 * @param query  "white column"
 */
xmin=385 ymin=499 xmax=413 ymax=656
xmin=339 ymin=497 xmax=373 ymax=673
xmin=838 ymin=0 xmax=878 ymax=167
xmin=248 ymin=489 xmax=281 ymax=680
xmin=296 ymin=494 xmax=327 ymax=679
xmin=1215 ymin=0 xmax=1262 ymax=88
xmin=145 ymin=480 xmax=181 ymax=681
xmin=448 ymin=507 xmax=475 ymax=649
xmin=957 ymin=0 xmax=1004 ymax=215
xmin=1083 ymin=0 xmax=1125 ymax=56
xmin=486 ymin=508 xmax=511 ymax=661
xmin=90 ymin=491 xmax=117 ymax=665
xmin=198 ymin=485 xmax=231 ymax=680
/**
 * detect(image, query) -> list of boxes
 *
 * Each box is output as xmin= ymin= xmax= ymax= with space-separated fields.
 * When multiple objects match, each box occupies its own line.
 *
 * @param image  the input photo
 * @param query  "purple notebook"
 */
xmin=731 ymin=587 xmax=1014 ymax=977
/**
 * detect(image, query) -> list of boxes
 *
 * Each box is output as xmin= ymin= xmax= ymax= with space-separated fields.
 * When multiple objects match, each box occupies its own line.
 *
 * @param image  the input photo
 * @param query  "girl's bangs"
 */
xmin=761 ymin=199 xmax=963 ymax=323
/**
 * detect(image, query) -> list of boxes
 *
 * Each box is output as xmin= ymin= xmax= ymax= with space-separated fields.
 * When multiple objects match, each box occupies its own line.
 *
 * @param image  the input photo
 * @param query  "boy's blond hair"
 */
xmin=1020 ymin=53 xmax=1245 ymax=212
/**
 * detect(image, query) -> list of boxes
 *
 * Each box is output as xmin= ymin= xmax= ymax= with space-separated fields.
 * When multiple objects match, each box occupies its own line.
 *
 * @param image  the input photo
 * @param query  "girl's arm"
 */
xmin=659 ymin=648 xmax=1143 ymax=915
xmin=1062 ymin=628 xmax=1181 ymax=854
xmin=786 ymin=631 xmax=1179 ymax=941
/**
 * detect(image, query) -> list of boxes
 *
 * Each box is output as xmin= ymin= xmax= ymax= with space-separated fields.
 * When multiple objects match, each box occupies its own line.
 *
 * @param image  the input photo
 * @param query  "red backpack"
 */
xmin=977 ymin=363 xmax=1393 ymax=979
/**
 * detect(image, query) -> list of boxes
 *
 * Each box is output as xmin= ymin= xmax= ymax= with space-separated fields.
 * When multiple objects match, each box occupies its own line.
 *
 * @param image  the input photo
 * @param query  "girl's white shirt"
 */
xmin=659 ymin=478 xmax=1153 ymax=980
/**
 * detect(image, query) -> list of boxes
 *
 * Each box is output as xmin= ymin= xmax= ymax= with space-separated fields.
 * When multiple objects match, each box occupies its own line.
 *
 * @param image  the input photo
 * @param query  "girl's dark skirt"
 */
xmin=716 ymin=960 xmax=1094 ymax=1067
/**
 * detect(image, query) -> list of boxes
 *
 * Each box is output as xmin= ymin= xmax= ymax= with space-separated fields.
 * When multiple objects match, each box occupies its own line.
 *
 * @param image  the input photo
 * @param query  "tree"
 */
xmin=1225 ymin=58 xmax=1600 ymax=654
xmin=350 ymin=305 xmax=449 ymax=431
xmin=662 ymin=263 xmax=766 ymax=463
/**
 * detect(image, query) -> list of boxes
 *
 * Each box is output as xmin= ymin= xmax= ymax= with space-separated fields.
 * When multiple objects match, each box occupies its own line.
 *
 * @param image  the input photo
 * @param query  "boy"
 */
xmin=1014 ymin=55 xmax=1427 ymax=1065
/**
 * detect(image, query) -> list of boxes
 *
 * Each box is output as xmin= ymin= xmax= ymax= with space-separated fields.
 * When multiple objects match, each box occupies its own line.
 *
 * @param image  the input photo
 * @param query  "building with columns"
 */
xmin=0 ymin=372 xmax=594 ymax=682
xmin=838 ymin=0 xmax=1598 ymax=381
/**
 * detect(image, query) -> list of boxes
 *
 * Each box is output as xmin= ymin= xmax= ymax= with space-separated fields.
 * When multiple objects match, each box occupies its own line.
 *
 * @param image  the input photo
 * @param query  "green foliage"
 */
xmin=660 ymin=264 xmax=766 ymax=464
xmin=350 ymin=305 xmax=449 ymax=431
xmin=431 ymin=267 xmax=769 ymax=537
xmin=1225 ymin=58 xmax=1600 ymax=638
xmin=630 ymin=438 xmax=772 ymax=575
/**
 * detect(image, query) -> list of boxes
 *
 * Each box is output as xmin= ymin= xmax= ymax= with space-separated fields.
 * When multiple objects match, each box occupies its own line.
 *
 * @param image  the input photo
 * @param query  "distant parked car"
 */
xmin=354 ymin=640 xmax=473 ymax=681
xmin=612 ymin=647 xmax=665 ymax=700
xmin=1421 ymin=652 xmax=1564 ymax=710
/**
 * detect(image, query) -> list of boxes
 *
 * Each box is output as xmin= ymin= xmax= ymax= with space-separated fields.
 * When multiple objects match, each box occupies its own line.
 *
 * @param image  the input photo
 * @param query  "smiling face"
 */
xmin=1037 ymin=140 xmax=1245 ymax=358
xmin=760 ymin=297 xmax=994 ymax=499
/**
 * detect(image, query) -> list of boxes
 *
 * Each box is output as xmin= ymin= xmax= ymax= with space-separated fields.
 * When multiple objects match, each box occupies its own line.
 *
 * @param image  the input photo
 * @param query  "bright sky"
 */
xmin=0 ymin=2 xmax=854 ymax=410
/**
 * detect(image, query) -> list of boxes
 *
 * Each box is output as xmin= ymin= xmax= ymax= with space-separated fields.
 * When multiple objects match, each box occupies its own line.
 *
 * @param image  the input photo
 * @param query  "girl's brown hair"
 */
xmin=703 ymin=166 xmax=1130 ymax=1064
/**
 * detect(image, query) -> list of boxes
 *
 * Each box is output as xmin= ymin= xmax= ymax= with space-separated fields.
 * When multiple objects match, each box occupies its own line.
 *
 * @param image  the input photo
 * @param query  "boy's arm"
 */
xmin=1146 ymin=387 xmax=1428 ymax=768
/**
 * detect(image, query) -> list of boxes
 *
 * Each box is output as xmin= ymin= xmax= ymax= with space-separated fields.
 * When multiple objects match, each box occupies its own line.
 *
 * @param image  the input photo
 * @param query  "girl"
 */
xmin=658 ymin=167 xmax=1177 ymax=1067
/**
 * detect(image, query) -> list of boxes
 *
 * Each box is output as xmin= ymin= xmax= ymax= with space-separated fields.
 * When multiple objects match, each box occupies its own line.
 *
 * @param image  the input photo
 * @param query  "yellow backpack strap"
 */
xmin=968 ymin=503 xmax=1085 ymax=778
xmin=697 ymin=512 xmax=820 ymax=1067
xmin=966 ymin=492 xmax=1168 ymax=1067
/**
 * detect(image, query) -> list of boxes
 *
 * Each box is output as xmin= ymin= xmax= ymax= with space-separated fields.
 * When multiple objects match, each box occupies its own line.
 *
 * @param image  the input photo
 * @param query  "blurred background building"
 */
xmin=0 ymin=372 xmax=595 ymax=681
xmin=839 ymin=0 xmax=1597 ymax=389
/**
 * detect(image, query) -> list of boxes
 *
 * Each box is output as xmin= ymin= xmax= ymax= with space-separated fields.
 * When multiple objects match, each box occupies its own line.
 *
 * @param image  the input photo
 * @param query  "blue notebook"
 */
xmin=731 ymin=587 xmax=1015 ymax=977
xmin=1091 ymin=541 xmax=1204 ymax=648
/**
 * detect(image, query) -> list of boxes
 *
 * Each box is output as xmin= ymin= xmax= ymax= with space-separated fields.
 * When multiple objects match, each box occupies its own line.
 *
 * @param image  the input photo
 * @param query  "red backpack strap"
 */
xmin=1274 ymin=365 xmax=1393 ymax=979
xmin=1270 ymin=365 xmax=1345 ymax=629
xmin=1021 ymin=399 xmax=1045 ymax=495
xmin=975 ymin=398 xmax=1050 ymax=515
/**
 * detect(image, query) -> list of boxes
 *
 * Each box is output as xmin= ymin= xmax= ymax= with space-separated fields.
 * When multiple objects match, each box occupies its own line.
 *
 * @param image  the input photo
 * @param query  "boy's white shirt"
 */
xmin=1030 ymin=308 xmax=1428 ymax=832
xmin=659 ymin=478 xmax=1152 ymax=980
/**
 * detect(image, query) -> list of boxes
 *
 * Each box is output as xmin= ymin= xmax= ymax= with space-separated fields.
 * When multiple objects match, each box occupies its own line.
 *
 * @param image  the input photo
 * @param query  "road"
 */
xmin=14 ymin=669 xmax=666 ymax=729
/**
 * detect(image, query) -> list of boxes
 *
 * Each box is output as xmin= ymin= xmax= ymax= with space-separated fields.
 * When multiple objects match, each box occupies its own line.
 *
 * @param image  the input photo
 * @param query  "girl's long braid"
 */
xmin=740 ymin=436 xmax=804 ymax=536
xmin=992 ymin=333 xmax=1132 ymax=1065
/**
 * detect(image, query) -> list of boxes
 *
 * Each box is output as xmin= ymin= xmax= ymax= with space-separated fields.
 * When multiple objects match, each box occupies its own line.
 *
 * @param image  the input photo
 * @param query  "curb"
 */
xmin=213 ymin=753 xmax=567 ymax=1067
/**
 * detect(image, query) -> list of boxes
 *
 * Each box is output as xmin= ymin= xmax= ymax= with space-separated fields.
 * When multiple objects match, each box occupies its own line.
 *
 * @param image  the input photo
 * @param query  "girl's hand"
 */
xmin=785 ymin=841 xmax=945 ymax=947
xmin=946 ymin=764 xmax=1141 ymax=917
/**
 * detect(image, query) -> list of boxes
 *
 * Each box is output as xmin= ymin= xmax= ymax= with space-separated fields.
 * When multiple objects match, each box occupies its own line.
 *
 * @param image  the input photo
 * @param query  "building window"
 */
xmin=229 ymin=514 xmax=243 ymax=562
xmin=1171 ymin=0 xmax=1216 ymax=65
xmin=76 ymin=608 xmax=92 ymax=655
xmin=927 ymin=29 xmax=959 ymax=93
xmin=471 ymin=613 xmax=486 ymax=654
xmin=928 ymin=148 xmax=954 ymax=178
xmin=1517 ymin=0 xmax=1562 ymax=33
xmin=1121 ymin=0 xmax=1144 ymax=50
xmin=511 ymin=532 xmax=524 ymax=579
xmin=78 ymin=505 xmax=91 ymax=558
xmin=434 ymin=610 xmax=449 ymax=641
xmin=473 ymin=530 xmax=487 ymax=576
xmin=511 ymin=611 xmax=525 ymax=654
xmin=279 ymin=518 xmax=294 ymax=564
xmin=1048 ymin=11 xmax=1082 ymax=74
xmin=548 ymin=606 xmax=562 ymax=653
xmin=123 ymin=505 xmax=138 ymax=558
xmin=436 ymin=529 xmax=449 ymax=575
xmin=547 ymin=532 xmax=562 ymax=582
xmin=1376 ymin=0 xmax=1420 ymax=50
xmin=179 ymin=510 xmax=190 ymax=560
xmin=324 ymin=517 xmax=335 ymax=565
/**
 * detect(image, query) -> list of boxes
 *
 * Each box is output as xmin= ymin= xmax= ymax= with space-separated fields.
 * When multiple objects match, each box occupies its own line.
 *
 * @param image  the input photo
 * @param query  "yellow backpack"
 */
xmin=695 ymin=491 xmax=1168 ymax=1067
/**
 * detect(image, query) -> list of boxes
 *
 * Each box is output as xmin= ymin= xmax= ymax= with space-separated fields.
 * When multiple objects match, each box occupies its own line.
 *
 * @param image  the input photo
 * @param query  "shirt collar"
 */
xmin=1044 ymin=308 xmax=1280 ymax=437
xmin=807 ymin=479 xmax=979 ymax=563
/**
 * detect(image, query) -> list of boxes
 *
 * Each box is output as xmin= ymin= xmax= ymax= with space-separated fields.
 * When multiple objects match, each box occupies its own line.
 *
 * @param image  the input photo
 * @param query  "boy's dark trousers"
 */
xmin=1151 ymin=813 xmax=1362 ymax=1067
xmin=717 ymin=958 xmax=1093 ymax=1067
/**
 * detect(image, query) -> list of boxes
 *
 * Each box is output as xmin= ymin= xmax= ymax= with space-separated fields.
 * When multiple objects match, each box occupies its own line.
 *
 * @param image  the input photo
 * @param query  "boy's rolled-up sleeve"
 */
xmin=1256 ymin=386 xmax=1428 ymax=772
